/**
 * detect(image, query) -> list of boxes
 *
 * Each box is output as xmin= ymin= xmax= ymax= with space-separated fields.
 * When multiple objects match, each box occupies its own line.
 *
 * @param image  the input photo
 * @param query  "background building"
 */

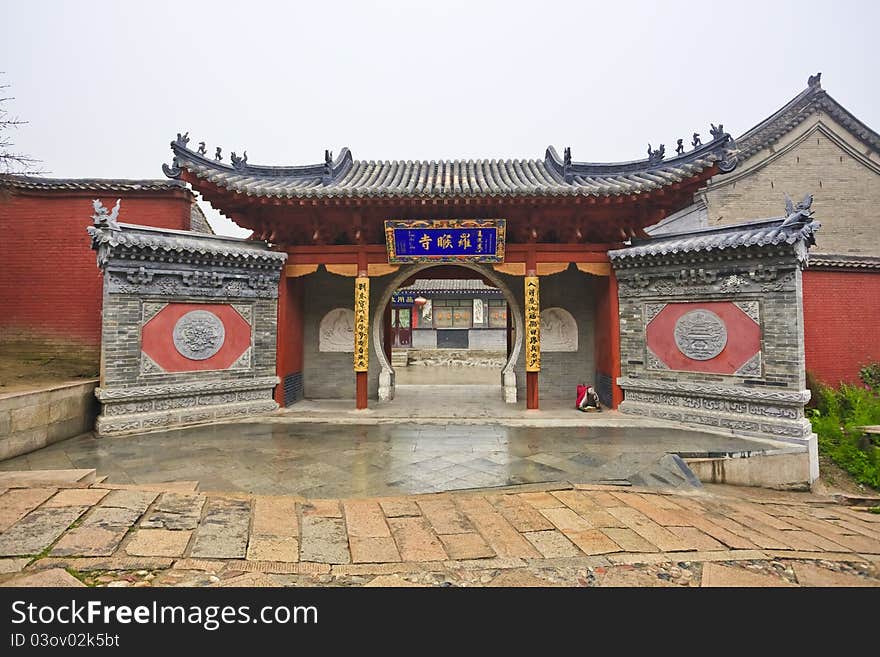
xmin=649 ymin=75 xmax=880 ymax=385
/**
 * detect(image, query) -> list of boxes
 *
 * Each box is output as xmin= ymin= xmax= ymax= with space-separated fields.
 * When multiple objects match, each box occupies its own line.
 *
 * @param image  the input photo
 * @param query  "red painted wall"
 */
xmin=803 ymin=269 xmax=880 ymax=386
xmin=0 ymin=190 xmax=194 ymax=348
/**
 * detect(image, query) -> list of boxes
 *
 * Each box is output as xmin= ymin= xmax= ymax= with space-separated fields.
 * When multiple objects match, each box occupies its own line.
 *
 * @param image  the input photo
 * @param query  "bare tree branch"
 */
xmin=0 ymin=73 xmax=45 ymax=176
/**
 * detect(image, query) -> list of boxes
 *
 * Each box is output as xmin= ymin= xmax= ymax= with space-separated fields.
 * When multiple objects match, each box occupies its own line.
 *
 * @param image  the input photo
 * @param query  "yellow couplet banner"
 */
xmin=524 ymin=276 xmax=540 ymax=372
xmin=354 ymin=277 xmax=370 ymax=372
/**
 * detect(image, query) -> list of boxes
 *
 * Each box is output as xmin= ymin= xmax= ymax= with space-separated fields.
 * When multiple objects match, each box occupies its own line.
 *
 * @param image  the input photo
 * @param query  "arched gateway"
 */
xmin=88 ymin=126 xmax=821 ymax=480
xmin=160 ymin=132 xmax=737 ymax=411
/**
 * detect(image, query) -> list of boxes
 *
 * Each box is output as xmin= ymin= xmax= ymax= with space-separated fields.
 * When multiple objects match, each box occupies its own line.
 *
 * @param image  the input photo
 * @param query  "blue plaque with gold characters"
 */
xmin=384 ymin=219 xmax=505 ymax=263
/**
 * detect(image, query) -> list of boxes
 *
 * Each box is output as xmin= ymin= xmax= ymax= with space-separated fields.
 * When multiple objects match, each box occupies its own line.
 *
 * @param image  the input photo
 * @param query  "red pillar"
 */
xmin=274 ymin=272 xmax=304 ymax=406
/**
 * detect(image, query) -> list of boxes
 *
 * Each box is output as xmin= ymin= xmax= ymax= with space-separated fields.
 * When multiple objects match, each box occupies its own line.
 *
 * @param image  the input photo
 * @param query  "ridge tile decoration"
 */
xmin=354 ymin=278 xmax=369 ymax=372
xmin=525 ymin=276 xmax=540 ymax=372
xmin=384 ymin=219 xmax=505 ymax=263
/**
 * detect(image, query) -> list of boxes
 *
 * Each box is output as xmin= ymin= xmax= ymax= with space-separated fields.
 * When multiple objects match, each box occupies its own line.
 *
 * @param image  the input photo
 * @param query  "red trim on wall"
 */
xmin=275 ymin=276 xmax=304 ymax=404
xmin=142 ymin=303 xmax=251 ymax=372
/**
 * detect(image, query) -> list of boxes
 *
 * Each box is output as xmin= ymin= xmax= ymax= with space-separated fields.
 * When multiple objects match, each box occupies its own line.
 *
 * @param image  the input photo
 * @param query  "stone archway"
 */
xmin=371 ymin=262 xmax=524 ymax=403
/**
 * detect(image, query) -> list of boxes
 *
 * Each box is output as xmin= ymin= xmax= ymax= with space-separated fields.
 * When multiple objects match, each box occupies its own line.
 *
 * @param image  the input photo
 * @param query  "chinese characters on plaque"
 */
xmin=525 ymin=276 xmax=540 ymax=372
xmin=384 ymin=219 xmax=506 ymax=263
xmin=353 ymin=277 xmax=369 ymax=372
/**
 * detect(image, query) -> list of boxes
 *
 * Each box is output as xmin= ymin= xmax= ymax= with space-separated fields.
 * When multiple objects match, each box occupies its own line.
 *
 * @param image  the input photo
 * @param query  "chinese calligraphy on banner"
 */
xmin=384 ymin=219 xmax=506 ymax=263
xmin=525 ymin=276 xmax=540 ymax=372
xmin=354 ymin=277 xmax=369 ymax=372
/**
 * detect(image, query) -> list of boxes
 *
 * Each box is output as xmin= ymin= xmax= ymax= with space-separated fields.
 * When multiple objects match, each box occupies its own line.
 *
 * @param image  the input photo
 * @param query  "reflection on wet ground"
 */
xmin=0 ymin=422 xmax=772 ymax=497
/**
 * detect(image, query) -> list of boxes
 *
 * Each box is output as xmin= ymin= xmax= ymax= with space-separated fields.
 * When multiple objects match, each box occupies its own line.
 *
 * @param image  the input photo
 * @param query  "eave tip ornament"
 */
xmin=91 ymin=198 xmax=121 ymax=230
xmin=808 ymin=72 xmax=822 ymax=89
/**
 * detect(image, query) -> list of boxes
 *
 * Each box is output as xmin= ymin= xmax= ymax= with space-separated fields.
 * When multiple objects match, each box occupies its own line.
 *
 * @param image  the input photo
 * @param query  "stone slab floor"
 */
xmin=0 ymin=479 xmax=877 ymax=587
xmin=0 ymin=422 xmax=772 ymax=496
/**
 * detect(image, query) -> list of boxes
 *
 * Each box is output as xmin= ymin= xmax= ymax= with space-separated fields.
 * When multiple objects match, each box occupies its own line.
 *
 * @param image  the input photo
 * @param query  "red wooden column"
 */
xmin=608 ymin=269 xmax=624 ymax=408
xmin=274 ymin=271 xmax=304 ymax=406
xmin=525 ymin=249 xmax=539 ymax=410
xmin=355 ymin=250 xmax=369 ymax=410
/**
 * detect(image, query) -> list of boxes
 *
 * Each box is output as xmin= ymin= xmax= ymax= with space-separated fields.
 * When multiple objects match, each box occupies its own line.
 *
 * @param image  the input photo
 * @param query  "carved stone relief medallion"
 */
xmin=172 ymin=310 xmax=226 ymax=360
xmin=673 ymin=309 xmax=727 ymax=361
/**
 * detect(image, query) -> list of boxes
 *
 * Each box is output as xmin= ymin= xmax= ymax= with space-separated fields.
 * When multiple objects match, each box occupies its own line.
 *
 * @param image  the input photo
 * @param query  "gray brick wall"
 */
xmin=89 ymin=223 xmax=285 ymax=435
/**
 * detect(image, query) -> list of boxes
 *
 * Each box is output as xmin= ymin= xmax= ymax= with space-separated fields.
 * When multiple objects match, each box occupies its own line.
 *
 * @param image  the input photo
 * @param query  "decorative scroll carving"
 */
xmin=95 ymin=376 xmax=281 ymax=402
xmin=734 ymin=301 xmax=760 ymax=324
xmin=643 ymin=303 xmax=666 ymax=326
xmin=673 ymin=310 xmax=727 ymax=360
xmin=719 ymin=274 xmax=749 ymax=294
xmin=231 ymin=303 xmax=253 ymax=325
xmin=172 ymin=310 xmax=226 ymax=360
xmin=142 ymin=302 xmax=167 ymax=324
xmin=539 ymin=307 xmax=577 ymax=352
xmin=139 ymin=353 xmax=164 ymax=375
xmin=645 ymin=347 xmax=668 ymax=371
xmin=617 ymin=377 xmax=811 ymax=404
xmin=231 ymin=347 xmax=252 ymax=370
xmin=319 ymin=308 xmax=355 ymax=353
xmin=736 ymin=352 xmax=763 ymax=377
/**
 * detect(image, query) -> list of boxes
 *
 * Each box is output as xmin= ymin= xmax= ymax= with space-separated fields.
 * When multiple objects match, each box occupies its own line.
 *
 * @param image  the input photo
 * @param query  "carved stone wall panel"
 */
xmin=319 ymin=308 xmax=355 ymax=353
xmin=540 ymin=307 xmax=578 ymax=352
xmin=673 ymin=310 xmax=728 ymax=360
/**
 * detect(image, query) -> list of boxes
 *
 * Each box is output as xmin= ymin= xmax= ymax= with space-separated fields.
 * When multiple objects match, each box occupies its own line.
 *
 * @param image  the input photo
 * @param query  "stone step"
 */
xmin=0 ymin=469 xmax=97 ymax=487
xmin=391 ymin=350 xmax=409 ymax=367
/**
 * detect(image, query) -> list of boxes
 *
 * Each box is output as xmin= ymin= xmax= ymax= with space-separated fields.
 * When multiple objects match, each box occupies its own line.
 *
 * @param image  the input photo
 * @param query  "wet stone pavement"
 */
xmin=0 ymin=479 xmax=878 ymax=588
xmin=0 ymin=422 xmax=768 ymax=497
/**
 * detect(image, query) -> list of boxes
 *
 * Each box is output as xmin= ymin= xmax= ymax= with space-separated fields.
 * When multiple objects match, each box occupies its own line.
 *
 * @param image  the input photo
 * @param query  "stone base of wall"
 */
xmin=0 ymin=380 xmax=99 ymax=461
xmin=94 ymin=376 xmax=279 ymax=436
xmin=685 ymin=449 xmax=816 ymax=491
xmin=618 ymin=377 xmax=818 ymax=482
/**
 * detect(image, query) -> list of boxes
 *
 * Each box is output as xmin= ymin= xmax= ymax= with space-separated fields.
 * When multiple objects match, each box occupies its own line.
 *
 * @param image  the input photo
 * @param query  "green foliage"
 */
xmin=859 ymin=362 xmax=880 ymax=391
xmin=809 ymin=382 xmax=880 ymax=490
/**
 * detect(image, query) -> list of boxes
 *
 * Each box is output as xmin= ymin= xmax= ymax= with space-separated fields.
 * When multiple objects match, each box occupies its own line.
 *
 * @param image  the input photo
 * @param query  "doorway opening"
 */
xmin=373 ymin=263 xmax=524 ymax=405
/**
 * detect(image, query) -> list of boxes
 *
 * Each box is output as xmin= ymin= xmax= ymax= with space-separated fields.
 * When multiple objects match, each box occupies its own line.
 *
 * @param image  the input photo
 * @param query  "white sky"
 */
xmin=3 ymin=0 xmax=877 ymax=237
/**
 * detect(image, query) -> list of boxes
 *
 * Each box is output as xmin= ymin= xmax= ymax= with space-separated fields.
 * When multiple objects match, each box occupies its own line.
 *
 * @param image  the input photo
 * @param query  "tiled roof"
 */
xmin=164 ymin=133 xmax=737 ymax=200
xmin=398 ymin=279 xmax=502 ymax=294
xmin=87 ymin=223 xmax=287 ymax=264
xmin=1 ymin=175 xmax=189 ymax=194
xmin=736 ymin=74 xmax=880 ymax=161
xmin=609 ymin=216 xmax=821 ymax=261
xmin=809 ymin=254 xmax=880 ymax=270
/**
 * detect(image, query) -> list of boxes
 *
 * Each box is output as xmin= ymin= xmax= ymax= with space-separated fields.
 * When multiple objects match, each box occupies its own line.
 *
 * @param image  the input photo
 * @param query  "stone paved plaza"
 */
xmin=0 ymin=421 xmax=773 ymax=496
xmin=0 ymin=471 xmax=877 ymax=588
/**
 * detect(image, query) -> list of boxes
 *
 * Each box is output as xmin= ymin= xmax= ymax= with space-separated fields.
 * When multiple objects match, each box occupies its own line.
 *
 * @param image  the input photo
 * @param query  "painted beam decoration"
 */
xmin=354 ymin=277 xmax=370 ymax=372
xmin=384 ymin=219 xmax=505 ymax=263
xmin=525 ymin=276 xmax=540 ymax=372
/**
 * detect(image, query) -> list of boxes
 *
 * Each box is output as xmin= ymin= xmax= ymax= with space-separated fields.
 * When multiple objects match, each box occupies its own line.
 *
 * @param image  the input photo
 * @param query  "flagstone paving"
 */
xmin=0 ymin=478 xmax=877 ymax=587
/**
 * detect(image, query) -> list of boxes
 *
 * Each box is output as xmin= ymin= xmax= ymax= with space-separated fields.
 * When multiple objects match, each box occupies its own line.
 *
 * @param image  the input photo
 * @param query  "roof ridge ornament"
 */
xmin=709 ymin=123 xmax=725 ymax=140
xmin=692 ymin=133 xmax=702 ymax=148
xmin=647 ymin=143 xmax=665 ymax=165
xmin=174 ymin=132 xmax=189 ymax=148
xmin=563 ymin=147 xmax=572 ymax=182
xmin=782 ymin=192 xmax=814 ymax=226
xmin=215 ymin=147 xmax=222 ymax=162
xmin=808 ymin=72 xmax=822 ymax=89
xmin=91 ymin=198 xmax=121 ymax=230
xmin=230 ymin=151 xmax=248 ymax=170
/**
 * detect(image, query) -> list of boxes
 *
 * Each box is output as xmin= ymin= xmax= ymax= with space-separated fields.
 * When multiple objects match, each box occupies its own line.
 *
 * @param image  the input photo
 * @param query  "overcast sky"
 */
xmin=3 ymin=0 xmax=877 ymax=236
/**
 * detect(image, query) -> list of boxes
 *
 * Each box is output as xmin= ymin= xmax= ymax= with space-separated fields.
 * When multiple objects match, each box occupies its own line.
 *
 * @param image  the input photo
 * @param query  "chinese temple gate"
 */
xmin=160 ymin=133 xmax=738 ymax=411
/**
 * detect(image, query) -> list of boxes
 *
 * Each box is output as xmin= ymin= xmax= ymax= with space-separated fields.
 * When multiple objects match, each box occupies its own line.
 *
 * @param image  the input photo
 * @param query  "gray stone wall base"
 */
xmin=95 ymin=398 xmax=278 ymax=436
xmin=685 ymin=447 xmax=817 ymax=491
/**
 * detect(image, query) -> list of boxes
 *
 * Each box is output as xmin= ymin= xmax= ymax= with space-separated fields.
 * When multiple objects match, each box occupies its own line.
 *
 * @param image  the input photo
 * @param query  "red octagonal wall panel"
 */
xmin=142 ymin=303 xmax=252 ymax=372
xmin=646 ymin=301 xmax=760 ymax=374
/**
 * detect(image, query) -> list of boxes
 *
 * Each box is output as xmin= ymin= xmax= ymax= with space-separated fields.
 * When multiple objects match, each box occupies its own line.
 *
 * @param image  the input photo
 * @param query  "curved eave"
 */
xmin=163 ymin=134 xmax=736 ymax=203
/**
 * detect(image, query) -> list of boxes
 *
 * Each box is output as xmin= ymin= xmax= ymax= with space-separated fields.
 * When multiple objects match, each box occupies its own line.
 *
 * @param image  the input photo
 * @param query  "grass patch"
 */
xmin=809 ymin=380 xmax=880 ymax=491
